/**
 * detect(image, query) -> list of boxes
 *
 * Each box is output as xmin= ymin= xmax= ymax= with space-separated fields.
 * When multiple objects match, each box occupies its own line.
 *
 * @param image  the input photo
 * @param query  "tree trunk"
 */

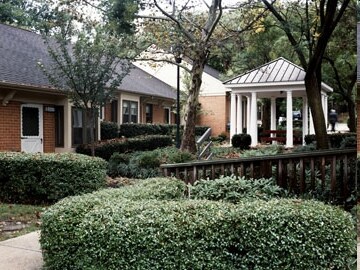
xmin=346 ymin=98 xmax=356 ymax=132
xmin=262 ymin=99 xmax=271 ymax=130
xmin=304 ymin=72 xmax=329 ymax=149
xmin=180 ymin=50 xmax=207 ymax=154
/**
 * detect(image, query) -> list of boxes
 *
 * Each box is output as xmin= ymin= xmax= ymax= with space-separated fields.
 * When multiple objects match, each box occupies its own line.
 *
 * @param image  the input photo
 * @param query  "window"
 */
xmin=55 ymin=106 xmax=64 ymax=147
xmin=146 ymin=104 xmax=153 ymax=123
xmin=164 ymin=108 xmax=170 ymax=124
xmin=72 ymin=108 xmax=97 ymax=146
xmin=122 ymin=100 xmax=138 ymax=123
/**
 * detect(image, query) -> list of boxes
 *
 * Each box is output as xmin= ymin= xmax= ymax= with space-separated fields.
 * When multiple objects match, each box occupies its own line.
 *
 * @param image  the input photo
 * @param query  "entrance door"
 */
xmin=21 ymin=104 xmax=43 ymax=153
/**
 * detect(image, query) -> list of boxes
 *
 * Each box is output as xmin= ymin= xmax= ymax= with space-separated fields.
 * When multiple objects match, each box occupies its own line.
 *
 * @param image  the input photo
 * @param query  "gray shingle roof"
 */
xmin=0 ymin=23 xmax=175 ymax=99
xmin=224 ymin=57 xmax=305 ymax=85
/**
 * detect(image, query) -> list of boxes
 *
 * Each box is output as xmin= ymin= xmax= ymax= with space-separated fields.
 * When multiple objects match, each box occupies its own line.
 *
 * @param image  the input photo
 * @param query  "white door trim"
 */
xmin=21 ymin=104 xmax=44 ymax=153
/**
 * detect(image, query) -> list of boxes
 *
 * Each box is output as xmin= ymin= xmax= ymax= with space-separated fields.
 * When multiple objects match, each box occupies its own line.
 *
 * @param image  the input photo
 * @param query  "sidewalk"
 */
xmin=0 ymin=231 xmax=43 ymax=270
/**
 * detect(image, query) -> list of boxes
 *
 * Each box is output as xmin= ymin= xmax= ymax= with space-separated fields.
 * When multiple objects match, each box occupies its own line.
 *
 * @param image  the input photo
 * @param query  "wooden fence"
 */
xmin=161 ymin=148 xmax=357 ymax=201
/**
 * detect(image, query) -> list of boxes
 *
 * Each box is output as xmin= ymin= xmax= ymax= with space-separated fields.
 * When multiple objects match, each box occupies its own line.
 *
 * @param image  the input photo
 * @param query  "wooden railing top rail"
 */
xmin=160 ymin=148 xmax=356 ymax=169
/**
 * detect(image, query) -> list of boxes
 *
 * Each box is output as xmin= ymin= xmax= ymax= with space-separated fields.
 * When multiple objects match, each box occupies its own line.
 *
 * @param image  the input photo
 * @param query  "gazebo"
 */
xmin=224 ymin=57 xmax=333 ymax=148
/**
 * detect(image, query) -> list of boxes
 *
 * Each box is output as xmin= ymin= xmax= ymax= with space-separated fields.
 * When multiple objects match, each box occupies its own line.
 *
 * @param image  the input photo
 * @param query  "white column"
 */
xmin=302 ymin=96 xmax=309 ymax=144
xmin=230 ymin=92 xmax=237 ymax=140
xmin=237 ymin=95 xmax=243 ymax=134
xmin=250 ymin=92 xmax=258 ymax=147
xmin=286 ymin=91 xmax=293 ymax=148
xmin=270 ymin=97 xmax=276 ymax=131
xmin=324 ymin=94 xmax=328 ymax=129
xmin=309 ymin=109 xmax=315 ymax=134
xmin=246 ymin=96 xmax=251 ymax=134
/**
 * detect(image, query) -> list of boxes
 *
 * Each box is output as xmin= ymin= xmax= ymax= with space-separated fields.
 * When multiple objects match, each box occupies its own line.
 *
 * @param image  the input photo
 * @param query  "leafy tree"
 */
xmin=0 ymin=0 xmax=56 ymax=30
xmin=261 ymin=0 xmax=350 ymax=149
xmin=322 ymin=0 xmax=356 ymax=132
xmin=40 ymin=20 xmax=132 ymax=155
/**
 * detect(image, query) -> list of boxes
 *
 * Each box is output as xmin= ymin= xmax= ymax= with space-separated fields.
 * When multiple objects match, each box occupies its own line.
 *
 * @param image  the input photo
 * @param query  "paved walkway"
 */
xmin=0 ymin=231 xmax=43 ymax=270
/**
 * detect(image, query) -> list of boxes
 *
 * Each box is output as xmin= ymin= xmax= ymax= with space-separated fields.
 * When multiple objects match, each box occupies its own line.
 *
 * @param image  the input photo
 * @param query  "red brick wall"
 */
xmin=0 ymin=101 xmax=21 ymax=151
xmin=197 ymin=95 xmax=227 ymax=136
xmin=43 ymin=107 xmax=55 ymax=153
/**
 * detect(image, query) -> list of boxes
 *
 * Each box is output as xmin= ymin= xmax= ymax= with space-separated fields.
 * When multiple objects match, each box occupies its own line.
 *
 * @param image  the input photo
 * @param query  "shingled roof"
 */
xmin=0 ymin=23 xmax=175 ymax=100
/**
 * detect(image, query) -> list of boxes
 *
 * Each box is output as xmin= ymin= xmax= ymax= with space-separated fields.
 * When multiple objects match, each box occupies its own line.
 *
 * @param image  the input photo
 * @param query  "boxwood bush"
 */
xmin=41 ymin=178 xmax=355 ymax=270
xmin=305 ymin=132 xmax=356 ymax=148
xmin=76 ymin=135 xmax=173 ymax=160
xmin=0 ymin=152 xmax=107 ymax=204
xmin=100 ymin=121 xmax=119 ymax=140
xmin=119 ymin=123 xmax=210 ymax=138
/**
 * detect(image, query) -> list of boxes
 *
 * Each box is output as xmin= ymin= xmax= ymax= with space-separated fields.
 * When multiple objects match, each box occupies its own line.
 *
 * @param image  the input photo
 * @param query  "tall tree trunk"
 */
xmin=180 ymin=50 xmax=207 ymax=153
xmin=346 ymin=98 xmax=356 ymax=132
xmin=304 ymin=72 xmax=329 ymax=149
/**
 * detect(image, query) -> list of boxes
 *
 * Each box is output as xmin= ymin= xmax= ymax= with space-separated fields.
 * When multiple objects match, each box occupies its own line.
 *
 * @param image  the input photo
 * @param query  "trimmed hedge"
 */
xmin=305 ymin=132 xmax=356 ymax=148
xmin=41 ymin=178 xmax=355 ymax=270
xmin=119 ymin=123 xmax=210 ymax=138
xmin=0 ymin=152 xmax=107 ymax=204
xmin=76 ymin=135 xmax=173 ymax=160
xmin=231 ymin=133 xmax=251 ymax=149
xmin=101 ymin=121 xmax=119 ymax=140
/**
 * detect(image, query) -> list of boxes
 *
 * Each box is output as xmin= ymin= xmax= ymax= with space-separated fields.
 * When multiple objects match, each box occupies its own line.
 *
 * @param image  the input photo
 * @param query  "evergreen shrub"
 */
xmin=76 ymin=135 xmax=173 ymax=160
xmin=100 ymin=121 xmax=118 ymax=140
xmin=0 ymin=152 xmax=107 ymax=204
xmin=41 ymin=178 xmax=355 ymax=270
xmin=231 ymin=133 xmax=251 ymax=149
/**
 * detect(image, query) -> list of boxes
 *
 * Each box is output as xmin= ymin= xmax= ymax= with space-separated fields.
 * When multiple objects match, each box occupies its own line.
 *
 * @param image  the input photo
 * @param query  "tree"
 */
xmin=322 ymin=0 xmax=356 ymax=132
xmin=130 ymin=0 xmax=264 ymax=153
xmin=261 ymin=0 xmax=350 ymax=149
xmin=0 ymin=0 xmax=56 ymax=30
xmin=40 ymin=20 xmax=131 ymax=155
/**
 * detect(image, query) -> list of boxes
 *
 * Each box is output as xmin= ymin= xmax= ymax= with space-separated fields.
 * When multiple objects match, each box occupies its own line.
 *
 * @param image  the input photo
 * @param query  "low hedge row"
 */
xmin=0 ymin=152 xmax=107 ymax=204
xmin=305 ymin=132 xmax=356 ymax=148
xmin=76 ymin=135 xmax=173 ymax=160
xmin=41 ymin=178 xmax=355 ymax=269
xmin=100 ymin=122 xmax=210 ymax=139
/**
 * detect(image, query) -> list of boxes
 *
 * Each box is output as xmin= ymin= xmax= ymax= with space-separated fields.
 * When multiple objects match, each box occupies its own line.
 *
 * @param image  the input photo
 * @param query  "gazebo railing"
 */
xmin=161 ymin=148 xmax=356 ymax=201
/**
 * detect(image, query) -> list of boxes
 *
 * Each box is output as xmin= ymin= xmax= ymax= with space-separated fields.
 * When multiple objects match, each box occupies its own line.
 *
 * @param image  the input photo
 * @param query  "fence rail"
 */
xmin=161 ymin=148 xmax=357 ymax=201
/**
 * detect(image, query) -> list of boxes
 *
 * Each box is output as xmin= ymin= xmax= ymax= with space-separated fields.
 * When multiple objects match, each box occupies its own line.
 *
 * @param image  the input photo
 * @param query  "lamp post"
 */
xmin=172 ymin=45 xmax=183 ymax=148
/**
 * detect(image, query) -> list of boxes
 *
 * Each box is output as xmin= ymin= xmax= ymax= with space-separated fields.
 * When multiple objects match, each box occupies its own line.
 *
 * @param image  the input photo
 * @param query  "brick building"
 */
xmin=0 ymin=23 xmax=176 ymax=153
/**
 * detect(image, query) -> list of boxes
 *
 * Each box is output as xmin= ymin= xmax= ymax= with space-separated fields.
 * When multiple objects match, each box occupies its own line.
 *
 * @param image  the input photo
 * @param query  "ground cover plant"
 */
xmin=41 ymin=178 xmax=356 ymax=270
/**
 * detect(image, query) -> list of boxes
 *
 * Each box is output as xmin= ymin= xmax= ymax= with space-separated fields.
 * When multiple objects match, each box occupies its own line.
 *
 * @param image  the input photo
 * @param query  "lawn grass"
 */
xmin=0 ymin=203 xmax=47 ymax=241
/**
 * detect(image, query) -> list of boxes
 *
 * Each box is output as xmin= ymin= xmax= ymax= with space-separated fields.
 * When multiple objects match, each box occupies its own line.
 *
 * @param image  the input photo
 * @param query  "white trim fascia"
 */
xmin=225 ymin=81 xmax=305 ymax=89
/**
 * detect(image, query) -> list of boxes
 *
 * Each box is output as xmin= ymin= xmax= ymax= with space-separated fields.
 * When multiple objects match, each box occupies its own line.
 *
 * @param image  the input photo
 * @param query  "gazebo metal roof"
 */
xmin=225 ymin=57 xmax=305 ymax=84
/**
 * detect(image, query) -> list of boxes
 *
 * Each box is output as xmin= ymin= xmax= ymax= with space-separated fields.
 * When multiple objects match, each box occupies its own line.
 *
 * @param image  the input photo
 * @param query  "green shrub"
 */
xmin=231 ymin=133 xmax=251 ymax=149
xmin=241 ymin=145 xmax=283 ymax=157
xmin=190 ymin=176 xmax=286 ymax=202
xmin=41 ymin=181 xmax=355 ymax=270
xmin=107 ymin=147 xmax=195 ymax=179
xmin=100 ymin=121 xmax=119 ymax=140
xmin=305 ymin=133 xmax=356 ymax=148
xmin=76 ymin=135 xmax=173 ymax=160
xmin=0 ymin=152 xmax=107 ymax=204
xmin=118 ymin=123 xmax=209 ymax=138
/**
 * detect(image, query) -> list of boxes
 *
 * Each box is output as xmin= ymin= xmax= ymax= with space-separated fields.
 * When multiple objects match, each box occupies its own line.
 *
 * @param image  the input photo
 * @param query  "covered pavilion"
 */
xmin=224 ymin=57 xmax=333 ymax=148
